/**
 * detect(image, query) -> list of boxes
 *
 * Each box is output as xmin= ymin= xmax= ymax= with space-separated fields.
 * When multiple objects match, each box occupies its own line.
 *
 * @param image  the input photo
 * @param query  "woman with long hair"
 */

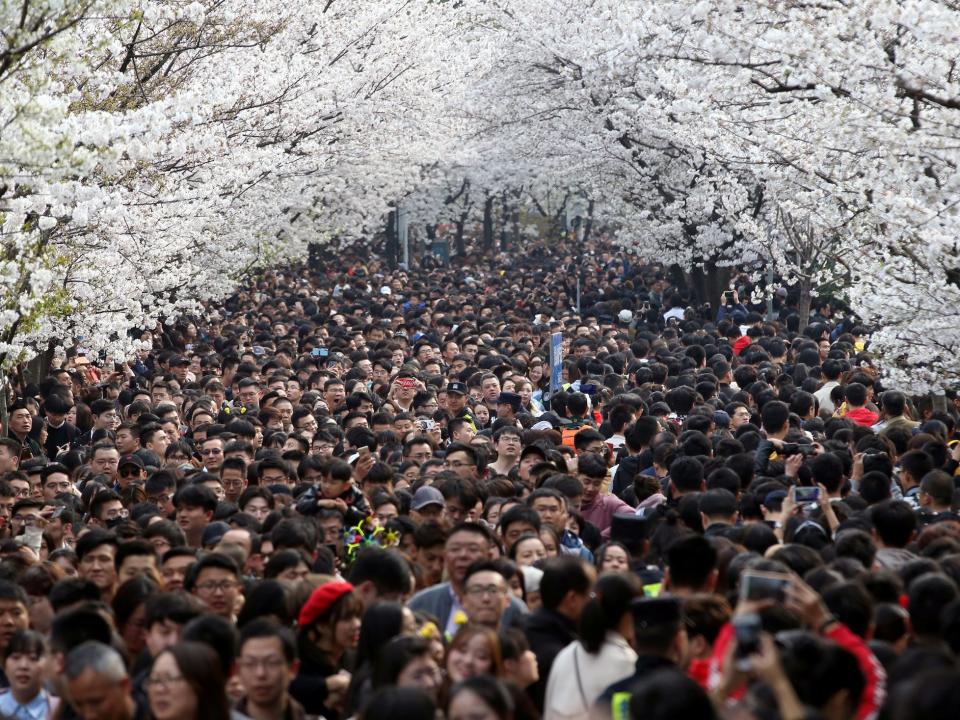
xmin=445 ymin=624 xmax=503 ymax=685
xmin=289 ymin=581 xmax=363 ymax=719
xmin=145 ymin=641 xmax=230 ymax=720
xmin=542 ymin=573 xmax=642 ymax=720
xmin=346 ymin=601 xmax=416 ymax=715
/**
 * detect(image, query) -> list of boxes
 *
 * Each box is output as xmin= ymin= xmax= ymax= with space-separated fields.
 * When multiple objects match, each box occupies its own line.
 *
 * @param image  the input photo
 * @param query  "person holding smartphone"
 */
xmin=714 ymin=289 xmax=749 ymax=324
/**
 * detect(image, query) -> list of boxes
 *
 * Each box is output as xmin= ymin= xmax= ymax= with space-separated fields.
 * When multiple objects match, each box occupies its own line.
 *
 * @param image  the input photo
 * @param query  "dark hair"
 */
xmin=909 ymin=573 xmax=959 ymax=637
xmin=180 ymin=615 xmax=239 ymax=677
xmin=264 ymin=549 xmax=310 ymax=580
xmin=834 ymin=530 xmax=877 ymax=570
xmin=2 ymin=628 xmax=45 ymax=662
xmin=628 ymin=669 xmax=718 ymax=720
xmin=449 ymin=676 xmax=514 ymax=720
xmin=499 ymin=505 xmax=541 ymax=535
xmin=174 ymin=483 xmax=218 ymax=513
xmin=0 ymin=579 xmax=27 ymax=607
xmin=809 ymin=453 xmax=845 ymax=494
xmin=539 ymin=556 xmax=592 ymax=611
xmin=822 ymin=582 xmax=873 ymax=638
xmin=372 ymin=635 xmax=434 ymax=689
xmin=50 ymin=608 xmax=113 ymax=654
xmin=666 ymin=535 xmax=717 ymax=591
xmin=75 ymin=529 xmax=118 ymax=562
xmin=360 ymin=687 xmax=435 ymax=720
xmin=579 ymin=573 xmax=642 ymax=654
xmin=184 ymin=553 xmax=240 ymax=591
xmin=237 ymin=580 xmax=293 ymax=628
xmin=114 ymin=539 xmax=156 ymax=571
xmin=669 ymin=457 xmax=703 ymax=493
xmin=155 ymin=642 xmax=231 ymax=720
xmin=144 ymin=592 xmax=205 ymax=629
xmin=112 ymin=576 xmax=157 ymax=630
xmin=346 ymin=548 xmax=411 ymax=597
xmin=355 ymin=602 xmax=407 ymax=672
xmin=761 ymin=401 xmax=790 ymax=434
xmin=239 ymin=618 xmax=297 ymax=664
xmin=870 ymin=500 xmax=918 ymax=548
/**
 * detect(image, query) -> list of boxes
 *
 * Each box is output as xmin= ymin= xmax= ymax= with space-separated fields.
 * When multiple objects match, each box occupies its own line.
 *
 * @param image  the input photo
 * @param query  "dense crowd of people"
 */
xmin=1 ymin=240 xmax=960 ymax=720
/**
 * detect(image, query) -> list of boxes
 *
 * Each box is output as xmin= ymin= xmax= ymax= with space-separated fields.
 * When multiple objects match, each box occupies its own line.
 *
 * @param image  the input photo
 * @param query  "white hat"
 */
xmin=380 ymin=286 xmax=392 ymax=295
xmin=618 ymin=309 xmax=634 ymax=323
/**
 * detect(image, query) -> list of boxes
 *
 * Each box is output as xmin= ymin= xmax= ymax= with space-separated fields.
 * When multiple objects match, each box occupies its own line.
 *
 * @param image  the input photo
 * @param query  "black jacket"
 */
xmin=295 ymin=483 xmax=370 ymax=527
xmin=524 ymin=608 xmax=577 ymax=711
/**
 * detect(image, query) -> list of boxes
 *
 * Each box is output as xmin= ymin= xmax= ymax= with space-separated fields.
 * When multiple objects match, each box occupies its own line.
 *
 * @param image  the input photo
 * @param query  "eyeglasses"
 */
xmin=195 ymin=580 xmax=239 ymax=594
xmin=201 ymin=448 xmax=223 ymax=455
xmin=144 ymin=675 xmax=185 ymax=691
xmin=445 ymin=460 xmax=475 ymax=469
xmin=237 ymin=657 xmax=287 ymax=672
xmin=465 ymin=585 xmax=507 ymax=598
xmin=118 ymin=467 xmax=141 ymax=477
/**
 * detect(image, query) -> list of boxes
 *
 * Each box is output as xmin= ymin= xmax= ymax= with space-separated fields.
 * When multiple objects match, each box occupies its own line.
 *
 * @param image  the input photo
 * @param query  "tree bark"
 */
xmin=454 ymin=213 xmax=467 ymax=257
xmin=681 ymin=265 xmax=732 ymax=306
xmin=482 ymin=196 xmax=494 ymax=249
xmin=384 ymin=210 xmax=398 ymax=269
xmin=797 ymin=277 xmax=813 ymax=332
xmin=500 ymin=191 xmax=510 ymax=250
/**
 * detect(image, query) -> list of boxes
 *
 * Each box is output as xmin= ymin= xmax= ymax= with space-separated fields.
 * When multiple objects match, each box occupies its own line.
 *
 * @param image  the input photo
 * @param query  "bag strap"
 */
xmin=573 ymin=643 xmax=590 ymax=711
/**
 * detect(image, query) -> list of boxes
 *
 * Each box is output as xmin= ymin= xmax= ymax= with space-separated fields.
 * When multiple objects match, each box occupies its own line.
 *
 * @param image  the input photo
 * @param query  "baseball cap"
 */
xmin=118 ymin=454 xmax=144 ymax=470
xmin=446 ymin=381 xmax=467 ymax=396
xmin=411 ymin=486 xmax=445 ymax=511
xmin=201 ymin=521 xmax=230 ymax=548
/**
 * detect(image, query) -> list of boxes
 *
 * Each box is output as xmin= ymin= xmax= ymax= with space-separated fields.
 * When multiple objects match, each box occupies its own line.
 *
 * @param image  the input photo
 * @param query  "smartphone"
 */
xmin=580 ymin=383 xmax=597 ymax=395
xmin=312 ymin=347 xmax=329 ymax=358
xmin=357 ymin=446 xmax=371 ymax=459
xmin=733 ymin=613 xmax=762 ymax=671
xmin=740 ymin=570 xmax=791 ymax=602
xmin=794 ymin=486 xmax=820 ymax=503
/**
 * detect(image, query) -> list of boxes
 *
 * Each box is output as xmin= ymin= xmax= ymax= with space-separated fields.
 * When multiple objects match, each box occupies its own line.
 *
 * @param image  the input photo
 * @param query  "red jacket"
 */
xmin=846 ymin=407 xmax=879 ymax=427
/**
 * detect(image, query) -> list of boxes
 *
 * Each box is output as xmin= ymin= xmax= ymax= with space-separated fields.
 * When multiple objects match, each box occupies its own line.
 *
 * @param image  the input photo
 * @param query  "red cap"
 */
xmin=298 ymin=581 xmax=354 ymax=627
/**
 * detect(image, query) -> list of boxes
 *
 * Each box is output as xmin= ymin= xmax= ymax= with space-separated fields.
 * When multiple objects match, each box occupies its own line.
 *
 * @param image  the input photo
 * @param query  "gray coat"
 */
xmin=407 ymin=581 xmax=528 ymax=630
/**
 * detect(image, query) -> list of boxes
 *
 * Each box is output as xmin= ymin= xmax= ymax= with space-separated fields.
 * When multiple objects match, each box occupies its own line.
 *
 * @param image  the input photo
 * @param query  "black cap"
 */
xmin=447 ymin=381 xmax=468 ymax=396
xmin=632 ymin=597 xmax=682 ymax=632
xmin=520 ymin=445 xmax=548 ymax=462
xmin=118 ymin=454 xmax=144 ymax=470
xmin=170 ymin=355 xmax=190 ymax=366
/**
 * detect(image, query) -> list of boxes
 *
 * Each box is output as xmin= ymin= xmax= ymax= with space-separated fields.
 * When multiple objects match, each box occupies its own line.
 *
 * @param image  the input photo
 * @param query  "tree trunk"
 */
xmin=454 ymin=215 xmax=467 ymax=257
xmin=500 ymin=191 xmax=510 ymax=251
xmin=582 ymin=199 xmax=595 ymax=243
xmin=482 ymin=196 xmax=494 ymax=249
xmin=797 ymin=278 xmax=813 ymax=332
xmin=681 ymin=265 xmax=732 ymax=306
xmin=384 ymin=210 xmax=398 ymax=269
xmin=23 ymin=342 xmax=55 ymax=385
